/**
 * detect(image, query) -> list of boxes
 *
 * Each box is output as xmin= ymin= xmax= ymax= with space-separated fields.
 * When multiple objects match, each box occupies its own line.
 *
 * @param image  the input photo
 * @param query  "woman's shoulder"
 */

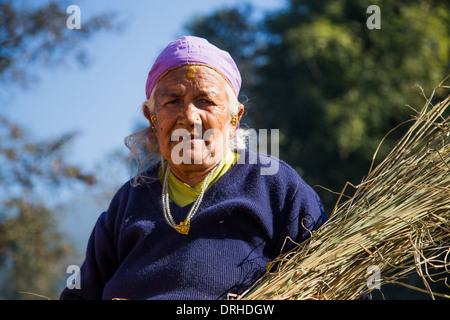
xmin=105 ymin=162 xmax=161 ymax=209
xmin=119 ymin=162 xmax=160 ymax=190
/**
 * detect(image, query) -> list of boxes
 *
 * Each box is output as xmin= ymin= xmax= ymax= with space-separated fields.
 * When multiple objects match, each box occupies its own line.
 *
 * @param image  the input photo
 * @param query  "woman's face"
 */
xmin=146 ymin=65 xmax=238 ymax=176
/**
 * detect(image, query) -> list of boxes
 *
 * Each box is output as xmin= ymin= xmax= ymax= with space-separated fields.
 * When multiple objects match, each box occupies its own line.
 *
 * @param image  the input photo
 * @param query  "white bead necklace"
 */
xmin=161 ymin=161 xmax=220 ymax=235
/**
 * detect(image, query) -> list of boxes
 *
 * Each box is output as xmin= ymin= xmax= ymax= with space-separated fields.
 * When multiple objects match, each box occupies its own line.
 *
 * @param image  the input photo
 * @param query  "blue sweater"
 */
xmin=60 ymin=151 xmax=327 ymax=300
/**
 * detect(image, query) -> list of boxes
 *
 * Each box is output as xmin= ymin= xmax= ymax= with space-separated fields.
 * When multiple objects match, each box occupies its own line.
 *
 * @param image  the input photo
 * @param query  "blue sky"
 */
xmin=4 ymin=0 xmax=284 ymax=173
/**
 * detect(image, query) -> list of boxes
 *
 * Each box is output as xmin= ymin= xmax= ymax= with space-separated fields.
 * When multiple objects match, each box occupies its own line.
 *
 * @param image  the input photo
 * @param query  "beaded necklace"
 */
xmin=161 ymin=162 xmax=220 ymax=235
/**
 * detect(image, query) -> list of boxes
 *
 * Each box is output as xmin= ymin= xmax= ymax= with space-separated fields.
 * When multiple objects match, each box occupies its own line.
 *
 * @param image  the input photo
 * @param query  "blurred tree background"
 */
xmin=186 ymin=0 xmax=449 ymax=299
xmin=187 ymin=0 xmax=450 ymax=210
xmin=0 ymin=0 xmax=449 ymax=299
xmin=0 ymin=0 xmax=120 ymax=299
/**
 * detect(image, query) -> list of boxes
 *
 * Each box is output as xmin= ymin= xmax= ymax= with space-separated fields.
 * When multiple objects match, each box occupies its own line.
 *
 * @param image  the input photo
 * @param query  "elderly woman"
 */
xmin=60 ymin=36 xmax=327 ymax=300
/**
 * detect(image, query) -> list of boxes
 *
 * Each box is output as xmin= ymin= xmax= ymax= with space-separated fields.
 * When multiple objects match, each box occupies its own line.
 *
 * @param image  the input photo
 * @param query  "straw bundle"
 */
xmin=237 ymin=81 xmax=450 ymax=300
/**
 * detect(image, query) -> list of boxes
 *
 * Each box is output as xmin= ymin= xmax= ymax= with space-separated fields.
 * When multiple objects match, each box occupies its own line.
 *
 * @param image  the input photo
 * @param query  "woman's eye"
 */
xmin=165 ymin=99 xmax=180 ymax=106
xmin=199 ymin=99 xmax=214 ymax=105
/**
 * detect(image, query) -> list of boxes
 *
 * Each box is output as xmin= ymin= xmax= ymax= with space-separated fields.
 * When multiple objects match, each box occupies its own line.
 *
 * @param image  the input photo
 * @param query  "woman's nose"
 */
xmin=178 ymin=101 xmax=201 ymax=127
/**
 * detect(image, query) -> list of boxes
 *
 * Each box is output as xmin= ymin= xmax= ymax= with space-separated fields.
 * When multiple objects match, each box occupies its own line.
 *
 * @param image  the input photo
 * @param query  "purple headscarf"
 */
xmin=145 ymin=36 xmax=241 ymax=100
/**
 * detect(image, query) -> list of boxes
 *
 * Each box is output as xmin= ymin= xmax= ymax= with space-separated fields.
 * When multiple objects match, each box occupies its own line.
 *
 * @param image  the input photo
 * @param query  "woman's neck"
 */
xmin=168 ymin=153 xmax=225 ymax=187
xmin=169 ymin=165 xmax=216 ymax=187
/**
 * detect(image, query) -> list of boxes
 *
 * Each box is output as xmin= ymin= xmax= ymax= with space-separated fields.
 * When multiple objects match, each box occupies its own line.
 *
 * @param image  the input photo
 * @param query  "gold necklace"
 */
xmin=161 ymin=162 xmax=219 ymax=235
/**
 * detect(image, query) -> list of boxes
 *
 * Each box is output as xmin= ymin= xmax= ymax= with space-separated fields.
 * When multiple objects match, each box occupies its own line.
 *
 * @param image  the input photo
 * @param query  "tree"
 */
xmin=254 ymin=0 xmax=450 ymax=210
xmin=184 ymin=3 xmax=262 ymax=106
xmin=0 ymin=0 xmax=121 ymax=88
xmin=186 ymin=0 xmax=450 ymax=212
xmin=0 ymin=0 xmax=119 ymax=299
xmin=0 ymin=116 xmax=98 ymax=299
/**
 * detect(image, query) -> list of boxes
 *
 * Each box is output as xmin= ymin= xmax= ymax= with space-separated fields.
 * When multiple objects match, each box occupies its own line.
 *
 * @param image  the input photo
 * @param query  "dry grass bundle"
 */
xmin=237 ymin=80 xmax=450 ymax=300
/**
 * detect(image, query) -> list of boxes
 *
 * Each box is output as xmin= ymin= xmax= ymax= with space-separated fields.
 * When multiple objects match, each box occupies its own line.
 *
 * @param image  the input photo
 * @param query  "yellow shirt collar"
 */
xmin=160 ymin=150 xmax=240 ymax=207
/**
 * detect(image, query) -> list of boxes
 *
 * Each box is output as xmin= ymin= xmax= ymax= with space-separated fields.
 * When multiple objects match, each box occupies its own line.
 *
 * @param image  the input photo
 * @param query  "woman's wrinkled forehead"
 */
xmin=154 ymin=65 xmax=228 ymax=101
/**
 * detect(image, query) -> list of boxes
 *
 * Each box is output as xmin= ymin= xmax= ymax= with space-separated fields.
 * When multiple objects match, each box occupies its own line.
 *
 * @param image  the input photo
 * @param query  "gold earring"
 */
xmin=151 ymin=115 xmax=157 ymax=133
xmin=230 ymin=116 xmax=238 ymax=126
xmin=150 ymin=115 xmax=157 ymax=137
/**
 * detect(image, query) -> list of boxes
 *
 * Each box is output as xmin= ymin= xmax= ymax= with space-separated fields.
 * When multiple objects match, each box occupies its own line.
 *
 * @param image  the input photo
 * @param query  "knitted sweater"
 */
xmin=60 ymin=151 xmax=327 ymax=300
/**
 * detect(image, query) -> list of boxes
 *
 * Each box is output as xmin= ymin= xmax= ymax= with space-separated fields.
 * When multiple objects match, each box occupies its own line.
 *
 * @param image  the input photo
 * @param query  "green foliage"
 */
xmin=0 ymin=116 xmax=97 ymax=299
xmin=259 ymin=0 xmax=449 ymax=208
xmin=186 ymin=0 xmax=450 ymax=213
xmin=0 ymin=117 xmax=96 ymax=194
xmin=0 ymin=199 xmax=72 ymax=299
xmin=185 ymin=4 xmax=262 ymax=102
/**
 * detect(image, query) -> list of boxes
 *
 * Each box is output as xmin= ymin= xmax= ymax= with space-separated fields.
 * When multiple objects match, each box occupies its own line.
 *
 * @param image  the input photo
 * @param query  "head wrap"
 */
xmin=145 ymin=36 xmax=241 ymax=100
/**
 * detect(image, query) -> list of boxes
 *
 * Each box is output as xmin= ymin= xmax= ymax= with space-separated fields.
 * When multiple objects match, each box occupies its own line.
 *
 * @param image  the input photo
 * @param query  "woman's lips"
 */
xmin=174 ymin=132 xmax=202 ymax=142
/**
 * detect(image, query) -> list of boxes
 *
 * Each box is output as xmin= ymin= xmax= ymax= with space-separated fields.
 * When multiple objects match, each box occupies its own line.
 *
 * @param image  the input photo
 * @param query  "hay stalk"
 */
xmin=238 ymin=80 xmax=450 ymax=300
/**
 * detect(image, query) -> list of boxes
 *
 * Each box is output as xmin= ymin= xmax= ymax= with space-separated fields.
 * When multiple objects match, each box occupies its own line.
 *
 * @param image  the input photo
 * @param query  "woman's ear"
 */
xmin=231 ymin=103 xmax=245 ymax=127
xmin=230 ymin=104 xmax=245 ymax=136
xmin=142 ymin=103 xmax=152 ymax=122
xmin=236 ymin=103 xmax=245 ymax=122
